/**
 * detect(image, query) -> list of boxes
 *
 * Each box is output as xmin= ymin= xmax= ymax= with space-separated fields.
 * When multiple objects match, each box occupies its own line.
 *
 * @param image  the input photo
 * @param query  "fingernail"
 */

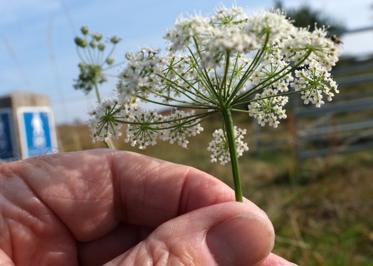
xmin=206 ymin=215 xmax=274 ymax=266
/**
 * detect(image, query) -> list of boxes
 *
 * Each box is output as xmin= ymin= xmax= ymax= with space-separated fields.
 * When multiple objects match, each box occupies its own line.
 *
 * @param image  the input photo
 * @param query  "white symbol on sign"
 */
xmin=31 ymin=113 xmax=46 ymax=148
xmin=0 ymin=118 xmax=7 ymax=150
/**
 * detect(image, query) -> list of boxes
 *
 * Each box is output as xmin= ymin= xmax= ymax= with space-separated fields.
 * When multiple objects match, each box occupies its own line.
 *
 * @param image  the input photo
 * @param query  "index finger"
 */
xmin=7 ymin=149 xmax=265 ymax=241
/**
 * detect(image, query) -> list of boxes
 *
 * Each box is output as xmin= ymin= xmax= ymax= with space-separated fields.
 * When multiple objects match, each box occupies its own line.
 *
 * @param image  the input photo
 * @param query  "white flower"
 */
xmin=125 ymin=108 xmax=163 ymax=149
xmin=204 ymin=7 xmax=258 ymax=62
xmin=245 ymin=10 xmax=295 ymax=45
xmin=160 ymin=110 xmax=204 ymax=148
xmin=284 ymin=27 xmax=339 ymax=70
xmin=117 ymin=48 xmax=164 ymax=102
xmin=207 ymin=27 xmax=258 ymax=57
xmin=88 ymin=100 xmax=125 ymax=142
xmin=292 ymin=63 xmax=339 ymax=107
xmin=248 ymin=89 xmax=288 ymax=128
xmin=250 ymin=58 xmax=293 ymax=93
xmin=207 ymin=127 xmax=249 ymax=165
xmin=159 ymin=55 xmax=198 ymax=99
xmin=164 ymin=16 xmax=212 ymax=51
xmin=210 ymin=6 xmax=249 ymax=28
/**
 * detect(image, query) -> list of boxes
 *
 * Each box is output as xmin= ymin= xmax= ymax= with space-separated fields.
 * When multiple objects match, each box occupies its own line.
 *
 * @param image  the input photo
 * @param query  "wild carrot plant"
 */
xmin=74 ymin=7 xmax=340 ymax=201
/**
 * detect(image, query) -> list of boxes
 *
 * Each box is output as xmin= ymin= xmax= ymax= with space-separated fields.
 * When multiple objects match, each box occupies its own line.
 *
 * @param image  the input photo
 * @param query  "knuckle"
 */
xmin=129 ymin=237 xmax=197 ymax=266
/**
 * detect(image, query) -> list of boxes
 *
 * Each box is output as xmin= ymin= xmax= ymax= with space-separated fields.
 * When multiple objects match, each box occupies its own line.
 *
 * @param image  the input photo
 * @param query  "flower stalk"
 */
xmin=222 ymin=109 xmax=243 ymax=202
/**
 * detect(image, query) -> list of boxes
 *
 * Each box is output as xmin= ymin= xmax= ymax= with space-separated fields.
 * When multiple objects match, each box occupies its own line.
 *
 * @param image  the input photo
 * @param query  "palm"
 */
xmin=0 ymin=150 xmax=291 ymax=266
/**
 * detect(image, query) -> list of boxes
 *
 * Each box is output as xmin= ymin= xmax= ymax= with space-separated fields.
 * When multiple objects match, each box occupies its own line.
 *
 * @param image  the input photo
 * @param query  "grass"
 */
xmin=57 ymin=113 xmax=373 ymax=265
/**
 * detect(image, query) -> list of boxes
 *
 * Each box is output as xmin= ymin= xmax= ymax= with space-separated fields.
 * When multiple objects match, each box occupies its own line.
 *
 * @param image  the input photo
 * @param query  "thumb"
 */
xmin=0 ymin=250 xmax=14 ymax=266
xmin=104 ymin=202 xmax=274 ymax=266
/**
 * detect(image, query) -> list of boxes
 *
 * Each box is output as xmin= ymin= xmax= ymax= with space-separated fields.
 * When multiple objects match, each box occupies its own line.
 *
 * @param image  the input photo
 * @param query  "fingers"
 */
xmin=257 ymin=253 xmax=298 ymax=266
xmin=110 ymin=150 xmax=238 ymax=225
xmin=0 ymin=249 xmax=15 ymax=266
xmin=78 ymin=224 xmax=152 ymax=266
xmin=8 ymin=149 xmax=118 ymax=242
xmin=9 ymin=149 xmax=244 ymax=241
xmin=104 ymin=202 xmax=274 ymax=266
xmin=1 ymin=150 xmax=295 ymax=265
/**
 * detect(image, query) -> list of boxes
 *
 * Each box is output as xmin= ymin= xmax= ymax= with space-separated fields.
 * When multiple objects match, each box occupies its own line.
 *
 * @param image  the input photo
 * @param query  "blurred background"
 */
xmin=1 ymin=0 xmax=372 ymax=265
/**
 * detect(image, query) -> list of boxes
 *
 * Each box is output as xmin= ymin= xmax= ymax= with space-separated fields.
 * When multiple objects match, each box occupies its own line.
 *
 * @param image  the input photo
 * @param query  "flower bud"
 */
xmin=110 ymin=36 xmax=121 ymax=44
xmin=74 ymin=37 xmax=87 ymax=48
xmin=93 ymin=33 xmax=103 ymax=41
xmin=80 ymin=26 xmax=89 ymax=35
xmin=98 ymin=43 xmax=106 ymax=51
xmin=89 ymin=40 xmax=97 ymax=48
xmin=106 ymin=57 xmax=114 ymax=65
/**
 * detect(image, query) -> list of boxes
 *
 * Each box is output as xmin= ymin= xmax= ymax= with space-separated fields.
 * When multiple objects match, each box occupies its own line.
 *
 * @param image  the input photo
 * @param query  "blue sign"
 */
xmin=19 ymin=107 xmax=57 ymax=158
xmin=0 ymin=109 xmax=16 ymax=160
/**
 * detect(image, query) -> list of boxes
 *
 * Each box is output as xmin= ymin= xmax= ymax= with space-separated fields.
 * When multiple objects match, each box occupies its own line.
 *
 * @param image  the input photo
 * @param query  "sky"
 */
xmin=0 ymin=0 xmax=372 ymax=124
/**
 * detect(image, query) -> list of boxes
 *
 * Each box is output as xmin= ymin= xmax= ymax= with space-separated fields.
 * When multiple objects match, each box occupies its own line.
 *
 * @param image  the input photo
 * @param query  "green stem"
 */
xmin=221 ymin=51 xmax=230 ymax=99
xmin=105 ymin=138 xmax=116 ymax=149
xmin=222 ymin=109 xmax=243 ymax=202
xmin=94 ymin=85 xmax=102 ymax=103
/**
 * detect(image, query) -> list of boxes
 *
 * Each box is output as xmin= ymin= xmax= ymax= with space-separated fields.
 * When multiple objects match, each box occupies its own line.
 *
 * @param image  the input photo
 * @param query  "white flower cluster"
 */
xmin=162 ymin=7 xmax=339 ymax=101
xmin=165 ymin=8 xmax=255 ymax=67
xmin=165 ymin=8 xmax=295 ymax=59
xmin=207 ymin=127 xmax=249 ymax=165
xmin=85 ymin=6 xmax=340 ymax=165
xmin=250 ymin=59 xmax=293 ymax=92
xmin=125 ymin=108 xmax=163 ymax=149
xmin=206 ymin=8 xmax=258 ymax=64
xmin=165 ymin=16 xmax=211 ymax=51
xmin=210 ymin=6 xmax=249 ymax=27
xmin=245 ymin=10 xmax=294 ymax=45
xmin=117 ymin=48 xmax=164 ymax=102
xmin=160 ymin=110 xmax=204 ymax=148
xmin=90 ymin=102 xmax=205 ymax=149
xmin=159 ymin=55 xmax=200 ymax=100
xmin=248 ymin=89 xmax=288 ymax=128
xmin=89 ymin=100 xmax=125 ymax=142
xmin=207 ymin=27 xmax=257 ymax=63
xmin=284 ymin=27 xmax=339 ymax=70
xmin=292 ymin=63 xmax=339 ymax=107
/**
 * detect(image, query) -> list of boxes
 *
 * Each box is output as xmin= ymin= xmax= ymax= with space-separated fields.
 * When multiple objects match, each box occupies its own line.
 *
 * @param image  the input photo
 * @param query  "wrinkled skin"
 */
xmin=0 ymin=150 xmax=295 ymax=266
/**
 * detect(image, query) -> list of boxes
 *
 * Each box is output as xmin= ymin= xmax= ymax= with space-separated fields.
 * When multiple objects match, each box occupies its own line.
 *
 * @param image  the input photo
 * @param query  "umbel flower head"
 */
xmin=79 ymin=6 xmax=340 ymax=201
xmin=74 ymin=26 xmax=121 ymax=95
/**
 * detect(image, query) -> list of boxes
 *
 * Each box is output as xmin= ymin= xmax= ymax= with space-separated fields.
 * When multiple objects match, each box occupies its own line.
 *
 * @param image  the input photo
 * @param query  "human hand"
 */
xmin=0 ymin=150 xmax=296 ymax=266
